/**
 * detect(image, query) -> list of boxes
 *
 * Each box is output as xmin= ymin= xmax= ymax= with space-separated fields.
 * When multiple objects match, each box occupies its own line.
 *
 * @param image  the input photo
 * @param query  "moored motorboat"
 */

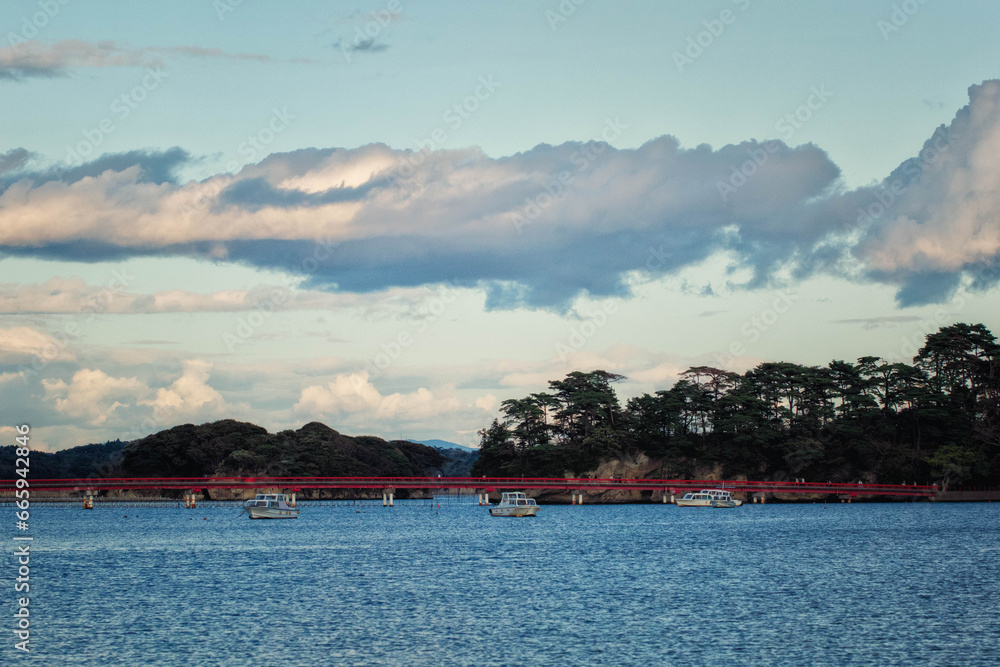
xmin=244 ymin=493 xmax=300 ymax=519
xmin=489 ymin=491 xmax=539 ymax=517
xmin=676 ymin=489 xmax=742 ymax=507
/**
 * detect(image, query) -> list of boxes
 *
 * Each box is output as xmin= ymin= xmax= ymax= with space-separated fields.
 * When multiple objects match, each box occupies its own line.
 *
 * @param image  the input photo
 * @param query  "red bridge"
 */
xmin=2 ymin=476 xmax=937 ymax=499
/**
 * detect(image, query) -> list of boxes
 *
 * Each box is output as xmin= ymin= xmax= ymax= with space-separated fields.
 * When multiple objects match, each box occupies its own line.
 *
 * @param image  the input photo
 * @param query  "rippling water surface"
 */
xmin=14 ymin=501 xmax=1000 ymax=665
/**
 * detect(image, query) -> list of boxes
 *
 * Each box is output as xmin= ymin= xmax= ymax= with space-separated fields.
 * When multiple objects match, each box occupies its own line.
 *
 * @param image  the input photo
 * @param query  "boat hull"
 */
xmin=489 ymin=505 xmax=539 ymax=517
xmin=247 ymin=507 xmax=300 ymax=519
xmin=675 ymin=498 xmax=713 ymax=507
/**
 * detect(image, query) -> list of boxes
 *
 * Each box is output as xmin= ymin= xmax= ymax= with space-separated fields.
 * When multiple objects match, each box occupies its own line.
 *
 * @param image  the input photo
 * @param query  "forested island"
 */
xmin=472 ymin=323 xmax=999 ymax=490
xmin=1 ymin=421 xmax=461 ymax=483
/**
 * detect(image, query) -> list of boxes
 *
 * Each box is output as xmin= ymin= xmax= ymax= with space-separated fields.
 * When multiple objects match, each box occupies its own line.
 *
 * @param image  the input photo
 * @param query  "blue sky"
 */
xmin=2 ymin=0 xmax=999 ymax=451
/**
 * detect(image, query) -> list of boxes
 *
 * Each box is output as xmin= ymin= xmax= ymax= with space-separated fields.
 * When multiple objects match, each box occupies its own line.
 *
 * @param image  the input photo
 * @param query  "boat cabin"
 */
xmin=246 ymin=493 xmax=289 ymax=509
xmin=499 ymin=492 xmax=537 ymax=507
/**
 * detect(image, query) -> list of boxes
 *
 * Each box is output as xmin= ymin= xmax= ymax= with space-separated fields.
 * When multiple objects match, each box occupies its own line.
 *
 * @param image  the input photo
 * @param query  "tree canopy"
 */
xmin=472 ymin=324 xmax=1000 ymax=489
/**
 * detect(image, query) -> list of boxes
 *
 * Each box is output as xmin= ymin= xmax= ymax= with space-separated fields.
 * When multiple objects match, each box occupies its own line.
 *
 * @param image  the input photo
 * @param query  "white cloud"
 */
xmin=0 ymin=277 xmax=463 ymax=315
xmin=139 ymin=359 xmax=224 ymax=414
xmin=0 ymin=325 xmax=75 ymax=363
xmin=475 ymin=394 xmax=498 ymax=412
xmin=42 ymin=368 xmax=146 ymax=426
xmin=294 ymin=372 xmax=464 ymax=422
xmin=857 ymin=81 xmax=1000 ymax=277
xmin=0 ymin=371 xmax=25 ymax=384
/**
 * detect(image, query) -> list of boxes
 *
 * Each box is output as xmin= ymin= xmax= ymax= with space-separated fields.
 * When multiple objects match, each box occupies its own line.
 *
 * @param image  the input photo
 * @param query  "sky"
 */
xmin=2 ymin=0 xmax=999 ymax=452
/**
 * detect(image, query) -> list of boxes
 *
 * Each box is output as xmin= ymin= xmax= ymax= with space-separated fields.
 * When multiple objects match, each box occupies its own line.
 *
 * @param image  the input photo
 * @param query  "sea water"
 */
xmin=8 ymin=501 xmax=1000 ymax=665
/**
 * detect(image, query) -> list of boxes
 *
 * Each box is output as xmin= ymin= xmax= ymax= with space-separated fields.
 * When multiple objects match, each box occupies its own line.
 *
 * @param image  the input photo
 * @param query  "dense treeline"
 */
xmin=472 ymin=323 xmax=1000 ymax=489
xmin=0 ymin=441 xmax=127 ymax=479
xmin=3 ymin=421 xmax=463 ymax=480
xmin=122 ymin=420 xmax=448 ymax=478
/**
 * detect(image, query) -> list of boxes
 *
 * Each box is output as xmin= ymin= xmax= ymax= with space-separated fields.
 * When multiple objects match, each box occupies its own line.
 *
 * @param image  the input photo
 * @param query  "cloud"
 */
xmin=294 ymin=372 xmax=464 ymax=422
xmin=42 ymin=368 xmax=146 ymax=426
xmin=0 ymin=139 xmax=842 ymax=308
xmin=0 ymin=371 xmax=26 ymax=384
xmin=848 ymin=81 xmax=1000 ymax=305
xmin=0 ymin=39 xmax=290 ymax=82
xmin=0 ymin=149 xmax=33 ymax=175
xmin=0 ymin=325 xmax=75 ymax=363
xmin=833 ymin=315 xmax=921 ymax=330
xmin=3 ymin=82 xmax=1000 ymax=309
xmin=148 ymin=46 xmax=273 ymax=62
xmin=0 ymin=40 xmax=285 ymax=81
xmin=0 ymin=277 xmax=468 ymax=315
xmin=0 ymin=147 xmax=190 ymax=196
xmin=138 ymin=359 xmax=224 ymax=414
xmin=0 ymin=40 xmax=154 ymax=80
xmin=333 ymin=37 xmax=390 ymax=54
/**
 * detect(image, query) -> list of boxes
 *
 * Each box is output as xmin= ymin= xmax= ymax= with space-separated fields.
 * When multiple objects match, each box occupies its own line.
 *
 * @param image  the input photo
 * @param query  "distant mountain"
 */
xmin=409 ymin=439 xmax=478 ymax=453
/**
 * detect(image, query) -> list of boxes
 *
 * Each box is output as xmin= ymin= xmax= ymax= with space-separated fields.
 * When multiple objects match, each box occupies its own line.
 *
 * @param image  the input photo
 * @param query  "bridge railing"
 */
xmin=0 ymin=475 xmax=937 ymax=496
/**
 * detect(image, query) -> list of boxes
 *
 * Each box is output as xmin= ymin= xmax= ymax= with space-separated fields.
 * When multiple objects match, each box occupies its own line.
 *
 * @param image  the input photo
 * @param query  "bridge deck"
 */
xmin=2 ymin=476 xmax=937 ymax=497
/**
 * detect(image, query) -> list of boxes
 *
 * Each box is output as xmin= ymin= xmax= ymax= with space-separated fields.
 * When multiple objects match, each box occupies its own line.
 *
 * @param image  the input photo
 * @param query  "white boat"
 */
xmin=489 ymin=491 xmax=539 ymax=517
xmin=676 ymin=489 xmax=742 ymax=507
xmin=244 ymin=493 xmax=300 ymax=519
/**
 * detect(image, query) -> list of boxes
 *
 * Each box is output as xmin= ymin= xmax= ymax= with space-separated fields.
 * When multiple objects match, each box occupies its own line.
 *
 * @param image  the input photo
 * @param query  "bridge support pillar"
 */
xmin=383 ymin=492 xmax=388 ymax=507
xmin=662 ymin=492 xmax=667 ymax=504
xmin=389 ymin=492 xmax=394 ymax=507
xmin=290 ymin=493 xmax=296 ymax=508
